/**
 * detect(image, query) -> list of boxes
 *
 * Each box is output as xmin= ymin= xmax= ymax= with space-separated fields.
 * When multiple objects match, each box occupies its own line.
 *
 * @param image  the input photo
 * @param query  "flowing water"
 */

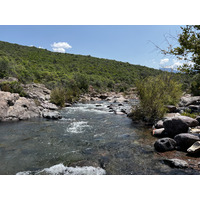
xmin=0 ymin=101 xmax=200 ymax=175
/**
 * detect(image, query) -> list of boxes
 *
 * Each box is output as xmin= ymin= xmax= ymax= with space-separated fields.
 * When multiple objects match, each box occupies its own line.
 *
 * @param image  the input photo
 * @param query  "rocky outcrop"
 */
xmin=154 ymin=138 xmax=176 ymax=152
xmin=0 ymin=82 xmax=62 ymax=121
xmin=22 ymin=83 xmax=51 ymax=102
xmin=0 ymin=91 xmax=40 ymax=121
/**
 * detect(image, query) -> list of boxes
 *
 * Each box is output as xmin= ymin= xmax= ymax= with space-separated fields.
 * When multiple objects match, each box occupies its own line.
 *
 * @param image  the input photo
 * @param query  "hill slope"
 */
xmin=0 ymin=41 xmax=165 ymax=90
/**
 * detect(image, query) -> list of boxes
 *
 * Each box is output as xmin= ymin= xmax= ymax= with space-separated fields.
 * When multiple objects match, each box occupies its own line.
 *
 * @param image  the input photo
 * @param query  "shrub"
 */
xmin=0 ymin=81 xmax=27 ymax=97
xmin=131 ymin=74 xmax=183 ymax=123
xmin=50 ymin=87 xmax=66 ymax=107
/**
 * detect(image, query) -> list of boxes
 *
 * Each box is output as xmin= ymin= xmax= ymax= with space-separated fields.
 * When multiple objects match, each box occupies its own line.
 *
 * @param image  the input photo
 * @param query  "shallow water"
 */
xmin=0 ymin=101 xmax=200 ymax=175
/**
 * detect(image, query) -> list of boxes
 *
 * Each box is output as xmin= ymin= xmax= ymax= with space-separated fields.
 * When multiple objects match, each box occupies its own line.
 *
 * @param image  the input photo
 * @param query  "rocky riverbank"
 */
xmin=152 ymin=95 xmax=200 ymax=169
xmin=0 ymin=78 xmax=61 ymax=121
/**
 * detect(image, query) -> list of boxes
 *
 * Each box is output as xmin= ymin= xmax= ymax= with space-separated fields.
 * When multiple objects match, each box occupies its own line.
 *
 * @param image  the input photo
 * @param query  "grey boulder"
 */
xmin=42 ymin=110 xmax=62 ymax=120
xmin=154 ymin=138 xmax=176 ymax=152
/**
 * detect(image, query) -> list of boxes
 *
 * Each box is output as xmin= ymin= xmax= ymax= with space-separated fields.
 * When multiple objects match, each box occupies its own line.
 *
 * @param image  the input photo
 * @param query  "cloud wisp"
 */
xmin=51 ymin=42 xmax=72 ymax=53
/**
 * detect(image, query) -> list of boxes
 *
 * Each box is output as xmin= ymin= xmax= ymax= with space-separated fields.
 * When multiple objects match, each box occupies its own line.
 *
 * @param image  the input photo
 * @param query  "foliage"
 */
xmin=0 ymin=81 xmax=27 ymax=97
xmin=50 ymin=87 xmax=66 ymax=107
xmin=163 ymin=25 xmax=200 ymax=74
xmin=131 ymin=74 xmax=183 ymax=123
xmin=0 ymin=40 xmax=182 ymax=93
xmin=181 ymin=110 xmax=200 ymax=119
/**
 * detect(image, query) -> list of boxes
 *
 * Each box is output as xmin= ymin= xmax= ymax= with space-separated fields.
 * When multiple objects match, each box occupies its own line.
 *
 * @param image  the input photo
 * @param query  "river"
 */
xmin=0 ymin=101 xmax=200 ymax=175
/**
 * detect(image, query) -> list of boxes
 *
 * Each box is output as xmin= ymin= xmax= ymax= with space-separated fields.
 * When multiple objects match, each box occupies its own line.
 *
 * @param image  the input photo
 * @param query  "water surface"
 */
xmin=0 ymin=101 xmax=199 ymax=175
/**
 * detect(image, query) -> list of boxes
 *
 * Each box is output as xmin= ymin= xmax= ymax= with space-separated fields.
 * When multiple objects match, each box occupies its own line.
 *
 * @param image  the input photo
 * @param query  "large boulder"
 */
xmin=174 ymin=133 xmax=200 ymax=151
xmin=163 ymin=116 xmax=199 ymax=137
xmin=187 ymin=141 xmax=200 ymax=154
xmin=154 ymin=138 xmax=176 ymax=152
xmin=163 ymin=117 xmax=189 ymax=137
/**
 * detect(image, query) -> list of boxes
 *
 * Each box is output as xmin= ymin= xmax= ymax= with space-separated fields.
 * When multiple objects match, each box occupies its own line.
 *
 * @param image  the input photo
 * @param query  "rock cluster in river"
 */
xmin=153 ymin=115 xmax=200 ymax=154
xmin=0 ymin=78 xmax=62 ymax=121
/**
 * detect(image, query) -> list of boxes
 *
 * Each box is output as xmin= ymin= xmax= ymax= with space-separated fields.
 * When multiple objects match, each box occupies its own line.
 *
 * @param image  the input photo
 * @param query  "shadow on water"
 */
xmin=0 ymin=101 xmax=200 ymax=175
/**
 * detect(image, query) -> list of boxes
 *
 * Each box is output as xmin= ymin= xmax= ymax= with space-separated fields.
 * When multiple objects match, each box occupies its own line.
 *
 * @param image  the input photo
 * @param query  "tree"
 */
xmin=162 ymin=25 xmax=200 ymax=74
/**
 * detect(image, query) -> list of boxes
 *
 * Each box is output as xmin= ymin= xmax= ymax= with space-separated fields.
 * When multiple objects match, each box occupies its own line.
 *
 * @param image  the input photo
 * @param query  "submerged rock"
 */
xmin=163 ymin=159 xmax=188 ymax=168
xmin=174 ymin=133 xmax=200 ymax=151
xmin=154 ymin=138 xmax=176 ymax=152
xmin=187 ymin=141 xmax=200 ymax=154
xmin=42 ymin=110 xmax=62 ymax=120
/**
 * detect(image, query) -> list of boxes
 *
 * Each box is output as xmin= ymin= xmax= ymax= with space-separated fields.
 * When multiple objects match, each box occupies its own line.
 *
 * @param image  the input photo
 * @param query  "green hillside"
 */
xmin=0 ymin=40 xmax=166 ymax=91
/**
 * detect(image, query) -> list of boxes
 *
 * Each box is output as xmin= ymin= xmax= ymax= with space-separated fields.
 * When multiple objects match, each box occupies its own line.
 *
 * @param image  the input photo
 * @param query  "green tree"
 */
xmin=163 ymin=25 xmax=200 ymax=74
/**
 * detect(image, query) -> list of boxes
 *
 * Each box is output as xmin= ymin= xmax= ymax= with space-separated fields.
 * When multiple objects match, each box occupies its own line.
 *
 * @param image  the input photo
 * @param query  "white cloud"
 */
xmin=38 ymin=46 xmax=44 ymax=49
xmin=160 ymin=58 xmax=169 ymax=65
xmin=51 ymin=42 xmax=72 ymax=53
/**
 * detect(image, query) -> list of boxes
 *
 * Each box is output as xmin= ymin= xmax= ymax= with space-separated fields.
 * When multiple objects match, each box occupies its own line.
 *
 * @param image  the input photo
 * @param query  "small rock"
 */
xmin=187 ymin=141 xmax=200 ymax=154
xmin=166 ymin=105 xmax=177 ymax=113
xmin=163 ymin=159 xmax=188 ymax=168
xmin=152 ymin=128 xmax=167 ymax=138
xmin=42 ymin=110 xmax=62 ymax=120
xmin=154 ymin=138 xmax=176 ymax=152
xmin=65 ymin=103 xmax=72 ymax=107
xmin=154 ymin=120 xmax=164 ymax=129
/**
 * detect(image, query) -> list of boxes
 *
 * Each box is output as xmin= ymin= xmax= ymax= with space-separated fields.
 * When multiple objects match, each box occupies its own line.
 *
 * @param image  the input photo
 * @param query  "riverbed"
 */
xmin=0 ymin=101 xmax=200 ymax=175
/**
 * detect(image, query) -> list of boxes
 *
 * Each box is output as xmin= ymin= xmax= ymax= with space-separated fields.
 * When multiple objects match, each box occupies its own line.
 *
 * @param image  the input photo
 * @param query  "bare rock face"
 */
xmin=0 ymin=91 xmax=40 ymax=121
xmin=22 ymin=83 xmax=51 ymax=102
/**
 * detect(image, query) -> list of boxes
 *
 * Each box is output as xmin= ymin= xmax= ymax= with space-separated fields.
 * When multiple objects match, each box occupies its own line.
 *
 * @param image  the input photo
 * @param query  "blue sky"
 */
xmin=0 ymin=25 xmax=183 ymax=69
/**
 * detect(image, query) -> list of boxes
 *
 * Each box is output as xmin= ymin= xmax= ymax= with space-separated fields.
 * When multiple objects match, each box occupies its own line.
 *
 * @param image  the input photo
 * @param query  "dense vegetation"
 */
xmin=0 ymin=40 xmax=191 ymax=106
xmin=131 ymin=74 xmax=183 ymax=123
xmin=0 ymin=41 xmax=170 ymax=90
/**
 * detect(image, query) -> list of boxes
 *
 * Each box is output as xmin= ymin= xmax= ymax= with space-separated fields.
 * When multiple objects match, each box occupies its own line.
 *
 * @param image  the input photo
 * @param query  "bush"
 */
xmin=0 ymin=81 xmax=27 ymax=97
xmin=50 ymin=87 xmax=66 ymax=107
xmin=131 ymin=74 xmax=183 ymax=123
